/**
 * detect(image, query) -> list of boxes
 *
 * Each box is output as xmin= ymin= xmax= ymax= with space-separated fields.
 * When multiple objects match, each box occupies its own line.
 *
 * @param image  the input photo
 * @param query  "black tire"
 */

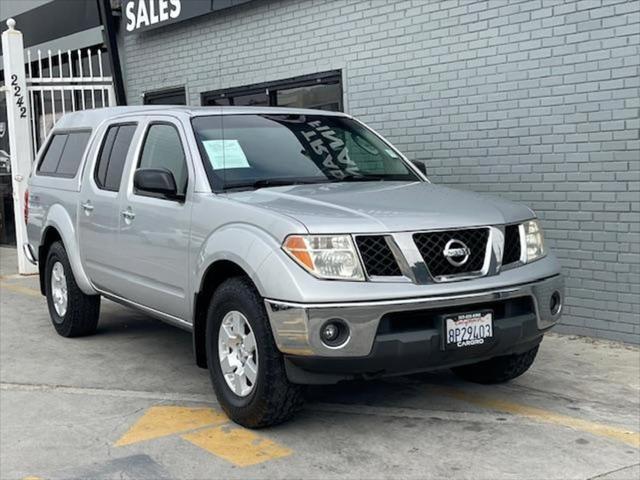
xmin=451 ymin=345 xmax=540 ymax=384
xmin=205 ymin=276 xmax=304 ymax=428
xmin=45 ymin=241 xmax=100 ymax=337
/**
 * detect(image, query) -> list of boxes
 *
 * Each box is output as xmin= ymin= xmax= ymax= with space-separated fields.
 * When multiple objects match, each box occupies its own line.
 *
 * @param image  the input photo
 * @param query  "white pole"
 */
xmin=107 ymin=85 xmax=116 ymax=107
xmin=2 ymin=19 xmax=37 ymax=274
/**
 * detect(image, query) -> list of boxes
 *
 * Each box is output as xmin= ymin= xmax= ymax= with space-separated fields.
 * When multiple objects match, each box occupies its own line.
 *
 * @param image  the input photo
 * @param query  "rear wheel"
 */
xmin=206 ymin=276 xmax=304 ymax=428
xmin=451 ymin=345 xmax=540 ymax=384
xmin=45 ymin=241 xmax=100 ymax=337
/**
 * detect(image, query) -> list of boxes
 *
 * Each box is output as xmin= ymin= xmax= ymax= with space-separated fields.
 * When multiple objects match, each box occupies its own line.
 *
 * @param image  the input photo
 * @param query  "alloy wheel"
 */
xmin=50 ymin=261 xmax=68 ymax=318
xmin=218 ymin=310 xmax=259 ymax=397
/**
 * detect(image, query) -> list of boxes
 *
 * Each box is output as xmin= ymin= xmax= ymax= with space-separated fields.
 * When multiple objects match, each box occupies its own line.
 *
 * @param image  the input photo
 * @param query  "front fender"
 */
xmin=194 ymin=223 xmax=306 ymax=300
xmin=42 ymin=204 xmax=97 ymax=295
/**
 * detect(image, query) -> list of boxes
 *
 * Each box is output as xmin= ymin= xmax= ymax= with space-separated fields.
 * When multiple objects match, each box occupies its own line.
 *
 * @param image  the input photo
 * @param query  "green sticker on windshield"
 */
xmin=202 ymin=140 xmax=250 ymax=169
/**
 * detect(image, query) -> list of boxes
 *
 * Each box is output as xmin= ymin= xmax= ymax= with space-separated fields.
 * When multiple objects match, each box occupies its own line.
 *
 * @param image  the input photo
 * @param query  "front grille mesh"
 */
xmin=503 ymin=224 xmax=521 ymax=265
xmin=355 ymin=236 xmax=402 ymax=277
xmin=413 ymin=228 xmax=489 ymax=279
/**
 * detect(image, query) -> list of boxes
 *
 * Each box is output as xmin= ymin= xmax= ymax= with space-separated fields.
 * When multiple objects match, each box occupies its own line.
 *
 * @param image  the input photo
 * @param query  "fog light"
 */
xmin=550 ymin=291 xmax=562 ymax=316
xmin=320 ymin=320 xmax=349 ymax=347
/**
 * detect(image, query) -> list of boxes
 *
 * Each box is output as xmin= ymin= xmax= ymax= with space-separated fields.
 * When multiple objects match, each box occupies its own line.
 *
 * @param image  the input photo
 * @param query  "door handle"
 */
xmin=80 ymin=201 xmax=94 ymax=213
xmin=121 ymin=209 xmax=136 ymax=221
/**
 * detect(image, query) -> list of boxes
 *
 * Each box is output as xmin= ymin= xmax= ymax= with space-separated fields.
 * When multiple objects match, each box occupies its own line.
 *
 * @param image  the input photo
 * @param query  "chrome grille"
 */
xmin=503 ymin=224 xmax=521 ymax=265
xmin=413 ymin=228 xmax=489 ymax=280
xmin=355 ymin=235 xmax=402 ymax=277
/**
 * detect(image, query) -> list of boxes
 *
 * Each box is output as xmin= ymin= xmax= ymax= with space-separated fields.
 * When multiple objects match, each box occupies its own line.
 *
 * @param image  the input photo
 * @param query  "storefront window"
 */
xmin=276 ymin=83 xmax=341 ymax=111
xmin=231 ymin=91 xmax=269 ymax=107
xmin=143 ymin=87 xmax=186 ymax=105
xmin=201 ymin=70 xmax=342 ymax=111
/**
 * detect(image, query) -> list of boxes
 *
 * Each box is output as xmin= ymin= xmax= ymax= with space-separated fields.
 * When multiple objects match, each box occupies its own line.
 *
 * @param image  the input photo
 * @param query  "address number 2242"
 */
xmin=10 ymin=74 xmax=27 ymax=119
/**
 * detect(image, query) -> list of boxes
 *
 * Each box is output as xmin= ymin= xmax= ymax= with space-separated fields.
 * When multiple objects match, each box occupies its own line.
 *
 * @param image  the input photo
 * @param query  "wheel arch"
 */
xmin=191 ymin=222 xmax=309 ymax=368
xmin=40 ymin=204 xmax=96 ymax=295
xmin=192 ymin=259 xmax=254 ymax=368
xmin=38 ymin=226 xmax=63 ymax=295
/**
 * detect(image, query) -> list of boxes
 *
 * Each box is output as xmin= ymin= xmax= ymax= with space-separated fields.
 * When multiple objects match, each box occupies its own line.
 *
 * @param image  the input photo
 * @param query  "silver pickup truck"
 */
xmin=25 ymin=106 xmax=563 ymax=427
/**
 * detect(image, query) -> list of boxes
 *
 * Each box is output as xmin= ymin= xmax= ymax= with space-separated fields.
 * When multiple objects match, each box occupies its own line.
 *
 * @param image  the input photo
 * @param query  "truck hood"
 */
xmin=226 ymin=181 xmax=534 ymax=234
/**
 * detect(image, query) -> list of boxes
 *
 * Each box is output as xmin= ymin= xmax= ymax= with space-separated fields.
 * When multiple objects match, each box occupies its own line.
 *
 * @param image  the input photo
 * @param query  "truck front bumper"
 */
xmin=264 ymin=274 xmax=564 ymax=383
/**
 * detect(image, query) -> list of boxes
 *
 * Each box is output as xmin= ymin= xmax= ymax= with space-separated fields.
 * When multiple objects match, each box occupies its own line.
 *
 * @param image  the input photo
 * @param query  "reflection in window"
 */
xmin=232 ymin=92 xmax=269 ymax=107
xmin=277 ymin=83 xmax=341 ymax=111
xmin=138 ymin=124 xmax=188 ymax=196
xmin=143 ymin=87 xmax=186 ymax=105
xmin=37 ymin=131 xmax=91 ymax=178
xmin=95 ymin=124 xmax=137 ymax=191
xmin=206 ymin=97 xmax=231 ymax=106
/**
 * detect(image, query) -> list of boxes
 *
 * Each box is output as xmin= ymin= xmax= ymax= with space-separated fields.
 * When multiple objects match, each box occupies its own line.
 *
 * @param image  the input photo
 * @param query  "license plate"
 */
xmin=444 ymin=311 xmax=493 ymax=349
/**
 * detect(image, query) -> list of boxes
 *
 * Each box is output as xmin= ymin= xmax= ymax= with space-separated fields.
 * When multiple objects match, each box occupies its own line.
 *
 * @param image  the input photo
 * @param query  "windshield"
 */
xmin=191 ymin=114 xmax=421 ymax=190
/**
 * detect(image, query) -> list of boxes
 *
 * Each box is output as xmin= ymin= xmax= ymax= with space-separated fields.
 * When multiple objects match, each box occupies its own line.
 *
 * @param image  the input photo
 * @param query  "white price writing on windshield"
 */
xmin=301 ymin=120 xmax=360 ymax=180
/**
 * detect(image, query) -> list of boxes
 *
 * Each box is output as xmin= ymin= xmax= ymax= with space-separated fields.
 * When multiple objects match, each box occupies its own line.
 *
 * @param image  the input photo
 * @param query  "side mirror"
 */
xmin=411 ymin=160 xmax=427 ymax=176
xmin=134 ymin=168 xmax=179 ymax=199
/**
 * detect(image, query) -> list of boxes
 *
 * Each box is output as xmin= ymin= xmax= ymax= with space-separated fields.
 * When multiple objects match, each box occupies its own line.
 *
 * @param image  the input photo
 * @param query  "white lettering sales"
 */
xmin=125 ymin=0 xmax=182 ymax=32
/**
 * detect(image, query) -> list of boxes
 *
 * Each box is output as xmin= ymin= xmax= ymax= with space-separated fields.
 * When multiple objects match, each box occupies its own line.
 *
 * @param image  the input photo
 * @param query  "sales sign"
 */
xmin=123 ymin=0 xmax=252 ymax=34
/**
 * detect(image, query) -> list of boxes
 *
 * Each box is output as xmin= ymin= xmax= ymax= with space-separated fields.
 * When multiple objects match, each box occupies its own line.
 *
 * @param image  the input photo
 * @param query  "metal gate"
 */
xmin=2 ymin=18 xmax=115 ymax=273
xmin=26 ymin=47 xmax=115 ymax=156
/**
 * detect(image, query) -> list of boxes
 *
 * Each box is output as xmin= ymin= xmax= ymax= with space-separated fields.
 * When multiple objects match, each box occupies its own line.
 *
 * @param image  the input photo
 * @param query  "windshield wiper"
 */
xmin=338 ymin=174 xmax=388 ymax=182
xmin=224 ymin=178 xmax=329 ymax=191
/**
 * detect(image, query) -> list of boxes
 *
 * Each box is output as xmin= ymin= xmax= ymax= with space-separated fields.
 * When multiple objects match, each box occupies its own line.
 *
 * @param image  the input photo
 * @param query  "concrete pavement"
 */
xmin=1 ymin=246 xmax=639 ymax=479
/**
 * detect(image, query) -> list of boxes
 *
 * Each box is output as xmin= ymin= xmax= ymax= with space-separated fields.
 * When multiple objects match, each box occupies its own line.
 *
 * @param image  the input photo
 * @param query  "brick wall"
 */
xmin=121 ymin=0 xmax=640 ymax=344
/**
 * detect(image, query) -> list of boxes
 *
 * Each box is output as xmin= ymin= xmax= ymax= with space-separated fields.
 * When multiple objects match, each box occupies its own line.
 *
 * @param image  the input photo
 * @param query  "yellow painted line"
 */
xmin=116 ymin=405 xmax=294 ymax=466
xmin=442 ymin=387 xmax=640 ymax=448
xmin=115 ymin=406 xmax=227 ymax=446
xmin=22 ymin=477 xmax=43 ymax=480
xmin=182 ymin=425 xmax=292 ymax=467
xmin=0 ymin=282 xmax=41 ymax=297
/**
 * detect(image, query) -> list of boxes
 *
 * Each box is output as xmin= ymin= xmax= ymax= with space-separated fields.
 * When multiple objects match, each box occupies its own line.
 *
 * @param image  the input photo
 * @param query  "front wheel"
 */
xmin=45 ymin=241 xmax=100 ymax=337
xmin=205 ymin=276 xmax=304 ymax=428
xmin=451 ymin=345 xmax=540 ymax=384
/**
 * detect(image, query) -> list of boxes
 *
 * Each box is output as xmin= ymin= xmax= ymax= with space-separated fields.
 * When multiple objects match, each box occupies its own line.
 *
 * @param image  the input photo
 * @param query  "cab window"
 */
xmin=137 ymin=123 xmax=188 ymax=197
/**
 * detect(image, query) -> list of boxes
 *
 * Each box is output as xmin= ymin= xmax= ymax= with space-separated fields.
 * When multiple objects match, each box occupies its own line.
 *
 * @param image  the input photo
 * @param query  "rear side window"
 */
xmin=37 ymin=131 xmax=91 ymax=177
xmin=38 ymin=135 xmax=67 ymax=174
xmin=95 ymin=124 xmax=137 ymax=191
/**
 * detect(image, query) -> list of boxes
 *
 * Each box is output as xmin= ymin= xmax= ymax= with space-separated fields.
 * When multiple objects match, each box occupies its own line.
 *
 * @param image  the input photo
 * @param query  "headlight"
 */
xmin=522 ymin=219 xmax=546 ymax=263
xmin=283 ymin=235 xmax=365 ymax=281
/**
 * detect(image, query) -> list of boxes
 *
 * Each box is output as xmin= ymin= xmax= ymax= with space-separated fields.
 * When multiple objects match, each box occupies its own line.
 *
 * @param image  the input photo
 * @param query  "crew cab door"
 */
xmin=115 ymin=117 xmax=193 ymax=320
xmin=78 ymin=121 xmax=139 ymax=293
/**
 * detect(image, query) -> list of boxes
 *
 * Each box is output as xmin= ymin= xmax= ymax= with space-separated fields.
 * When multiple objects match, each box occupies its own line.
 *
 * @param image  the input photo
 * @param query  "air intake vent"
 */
xmin=503 ymin=224 xmax=522 ymax=265
xmin=413 ymin=228 xmax=489 ymax=280
xmin=355 ymin=236 xmax=402 ymax=277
